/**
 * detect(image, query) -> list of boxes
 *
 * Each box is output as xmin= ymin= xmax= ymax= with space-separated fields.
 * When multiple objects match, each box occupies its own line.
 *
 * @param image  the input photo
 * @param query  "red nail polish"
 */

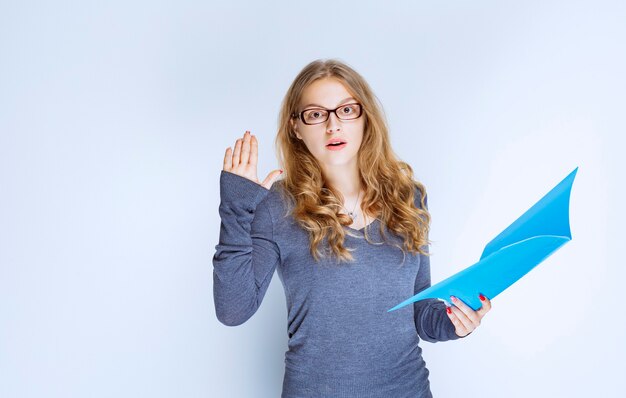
xmin=279 ymin=170 xmax=284 ymax=174
xmin=446 ymin=307 xmax=452 ymax=314
xmin=479 ymin=294 xmax=486 ymax=301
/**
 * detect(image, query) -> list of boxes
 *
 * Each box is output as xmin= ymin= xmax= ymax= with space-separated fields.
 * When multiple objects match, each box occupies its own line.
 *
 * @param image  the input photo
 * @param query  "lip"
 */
xmin=326 ymin=142 xmax=347 ymax=151
xmin=326 ymin=138 xmax=348 ymax=146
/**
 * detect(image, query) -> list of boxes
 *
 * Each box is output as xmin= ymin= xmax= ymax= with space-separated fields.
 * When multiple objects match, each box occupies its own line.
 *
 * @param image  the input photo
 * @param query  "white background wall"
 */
xmin=1 ymin=1 xmax=624 ymax=397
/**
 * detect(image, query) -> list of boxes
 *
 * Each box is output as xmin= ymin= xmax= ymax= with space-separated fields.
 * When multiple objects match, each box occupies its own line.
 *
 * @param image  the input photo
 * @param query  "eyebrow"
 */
xmin=302 ymin=97 xmax=356 ymax=109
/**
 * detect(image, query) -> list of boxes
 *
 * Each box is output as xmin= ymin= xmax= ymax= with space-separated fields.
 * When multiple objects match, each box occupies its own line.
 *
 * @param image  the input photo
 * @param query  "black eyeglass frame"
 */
xmin=291 ymin=102 xmax=364 ymax=125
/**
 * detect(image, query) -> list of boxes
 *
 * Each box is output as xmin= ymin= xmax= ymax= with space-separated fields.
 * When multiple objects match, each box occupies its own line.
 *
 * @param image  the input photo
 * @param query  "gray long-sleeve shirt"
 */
xmin=212 ymin=170 xmax=463 ymax=398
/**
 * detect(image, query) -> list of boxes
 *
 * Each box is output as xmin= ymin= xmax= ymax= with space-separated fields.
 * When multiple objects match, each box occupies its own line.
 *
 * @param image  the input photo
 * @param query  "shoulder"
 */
xmin=412 ymin=182 xmax=429 ymax=211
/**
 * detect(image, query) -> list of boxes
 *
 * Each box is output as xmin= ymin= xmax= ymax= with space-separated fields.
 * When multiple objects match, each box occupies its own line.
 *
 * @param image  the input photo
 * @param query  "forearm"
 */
xmin=414 ymin=298 xmax=462 ymax=342
xmin=212 ymin=171 xmax=280 ymax=326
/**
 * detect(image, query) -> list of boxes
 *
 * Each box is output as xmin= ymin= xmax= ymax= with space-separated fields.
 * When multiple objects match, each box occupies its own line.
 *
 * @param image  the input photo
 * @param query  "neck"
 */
xmin=321 ymin=162 xmax=362 ymax=207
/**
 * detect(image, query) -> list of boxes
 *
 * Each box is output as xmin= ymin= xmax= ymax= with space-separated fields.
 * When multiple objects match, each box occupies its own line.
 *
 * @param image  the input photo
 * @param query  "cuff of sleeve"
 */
xmin=441 ymin=302 xmax=462 ymax=341
xmin=220 ymin=170 xmax=270 ymax=211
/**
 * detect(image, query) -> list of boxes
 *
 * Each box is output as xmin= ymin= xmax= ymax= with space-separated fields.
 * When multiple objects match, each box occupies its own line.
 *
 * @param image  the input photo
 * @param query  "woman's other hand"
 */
xmin=223 ymin=130 xmax=283 ymax=190
xmin=446 ymin=294 xmax=492 ymax=337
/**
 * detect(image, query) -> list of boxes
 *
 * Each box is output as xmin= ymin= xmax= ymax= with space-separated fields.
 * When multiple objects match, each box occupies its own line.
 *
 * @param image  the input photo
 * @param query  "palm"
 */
xmin=223 ymin=130 xmax=281 ymax=190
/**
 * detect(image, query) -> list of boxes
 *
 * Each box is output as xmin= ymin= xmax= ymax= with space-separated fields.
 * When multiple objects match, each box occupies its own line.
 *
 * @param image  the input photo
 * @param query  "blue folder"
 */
xmin=388 ymin=167 xmax=578 ymax=312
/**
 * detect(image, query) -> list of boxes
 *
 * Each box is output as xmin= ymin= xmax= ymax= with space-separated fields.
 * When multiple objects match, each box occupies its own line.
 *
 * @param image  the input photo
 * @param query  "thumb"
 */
xmin=261 ymin=169 xmax=283 ymax=190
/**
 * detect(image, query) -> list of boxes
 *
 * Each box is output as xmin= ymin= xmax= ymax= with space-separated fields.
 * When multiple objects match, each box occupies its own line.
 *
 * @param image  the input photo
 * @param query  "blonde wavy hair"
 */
xmin=273 ymin=58 xmax=431 ymax=265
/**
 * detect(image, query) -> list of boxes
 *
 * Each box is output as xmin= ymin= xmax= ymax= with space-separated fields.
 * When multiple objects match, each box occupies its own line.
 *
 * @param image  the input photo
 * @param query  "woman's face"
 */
xmin=291 ymin=77 xmax=365 ymax=170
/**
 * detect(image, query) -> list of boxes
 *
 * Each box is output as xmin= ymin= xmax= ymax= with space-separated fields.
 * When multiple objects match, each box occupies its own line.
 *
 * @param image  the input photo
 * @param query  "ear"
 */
xmin=290 ymin=118 xmax=302 ymax=140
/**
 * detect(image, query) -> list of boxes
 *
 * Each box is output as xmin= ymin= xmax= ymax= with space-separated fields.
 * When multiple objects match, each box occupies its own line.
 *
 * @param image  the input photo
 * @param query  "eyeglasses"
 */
xmin=292 ymin=102 xmax=363 ymax=125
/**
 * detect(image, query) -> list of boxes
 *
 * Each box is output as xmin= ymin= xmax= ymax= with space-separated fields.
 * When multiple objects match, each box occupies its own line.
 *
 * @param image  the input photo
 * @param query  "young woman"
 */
xmin=213 ymin=59 xmax=492 ymax=397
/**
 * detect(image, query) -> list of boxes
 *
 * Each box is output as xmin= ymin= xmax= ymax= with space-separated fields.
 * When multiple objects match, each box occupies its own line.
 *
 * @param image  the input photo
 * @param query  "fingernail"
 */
xmin=446 ymin=307 xmax=452 ymax=314
xmin=279 ymin=170 xmax=283 ymax=174
xmin=479 ymin=294 xmax=486 ymax=301
xmin=450 ymin=296 xmax=457 ymax=301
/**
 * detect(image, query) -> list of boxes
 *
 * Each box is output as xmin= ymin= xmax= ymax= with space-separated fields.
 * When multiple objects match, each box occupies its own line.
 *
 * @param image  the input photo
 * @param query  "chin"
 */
xmin=324 ymin=154 xmax=358 ymax=165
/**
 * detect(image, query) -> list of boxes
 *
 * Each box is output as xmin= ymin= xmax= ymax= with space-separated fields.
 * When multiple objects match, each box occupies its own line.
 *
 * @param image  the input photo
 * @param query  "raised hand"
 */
xmin=446 ymin=293 xmax=492 ymax=337
xmin=223 ymin=130 xmax=283 ymax=190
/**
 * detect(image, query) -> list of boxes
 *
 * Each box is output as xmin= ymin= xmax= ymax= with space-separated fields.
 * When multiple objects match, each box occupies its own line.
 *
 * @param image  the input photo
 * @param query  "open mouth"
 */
xmin=326 ymin=142 xmax=347 ymax=150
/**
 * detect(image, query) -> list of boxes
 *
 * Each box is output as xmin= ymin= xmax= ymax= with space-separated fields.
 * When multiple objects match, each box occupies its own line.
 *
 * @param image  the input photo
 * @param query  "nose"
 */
xmin=326 ymin=112 xmax=341 ymax=134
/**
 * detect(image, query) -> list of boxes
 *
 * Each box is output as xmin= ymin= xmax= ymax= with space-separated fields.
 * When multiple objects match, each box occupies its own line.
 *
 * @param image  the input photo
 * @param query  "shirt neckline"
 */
xmin=345 ymin=217 xmax=379 ymax=233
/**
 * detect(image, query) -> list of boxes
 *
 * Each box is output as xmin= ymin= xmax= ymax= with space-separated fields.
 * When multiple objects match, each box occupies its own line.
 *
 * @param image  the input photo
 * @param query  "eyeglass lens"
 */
xmin=301 ymin=103 xmax=361 ymax=125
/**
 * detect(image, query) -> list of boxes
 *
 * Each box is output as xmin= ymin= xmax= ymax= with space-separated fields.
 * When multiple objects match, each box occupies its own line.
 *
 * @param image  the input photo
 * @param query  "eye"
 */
xmin=341 ymin=104 xmax=358 ymax=114
xmin=303 ymin=109 xmax=327 ymax=122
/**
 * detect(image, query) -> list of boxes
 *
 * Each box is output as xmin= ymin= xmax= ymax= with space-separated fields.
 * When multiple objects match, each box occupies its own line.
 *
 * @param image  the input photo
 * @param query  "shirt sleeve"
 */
xmin=212 ymin=170 xmax=281 ymax=326
xmin=413 ymin=191 xmax=470 ymax=342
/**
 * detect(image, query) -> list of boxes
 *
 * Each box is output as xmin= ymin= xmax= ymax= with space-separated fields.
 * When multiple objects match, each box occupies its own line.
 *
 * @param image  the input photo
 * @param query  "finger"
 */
xmin=446 ymin=306 xmax=470 ymax=337
xmin=249 ymin=134 xmax=258 ymax=166
xmin=240 ymin=131 xmax=251 ymax=165
xmin=232 ymin=138 xmax=242 ymax=167
xmin=262 ymin=169 xmax=283 ymax=190
xmin=223 ymin=147 xmax=232 ymax=171
xmin=449 ymin=305 xmax=474 ymax=333
xmin=450 ymin=296 xmax=481 ymax=326
xmin=477 ymin=293 xmax=492 ymax=317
